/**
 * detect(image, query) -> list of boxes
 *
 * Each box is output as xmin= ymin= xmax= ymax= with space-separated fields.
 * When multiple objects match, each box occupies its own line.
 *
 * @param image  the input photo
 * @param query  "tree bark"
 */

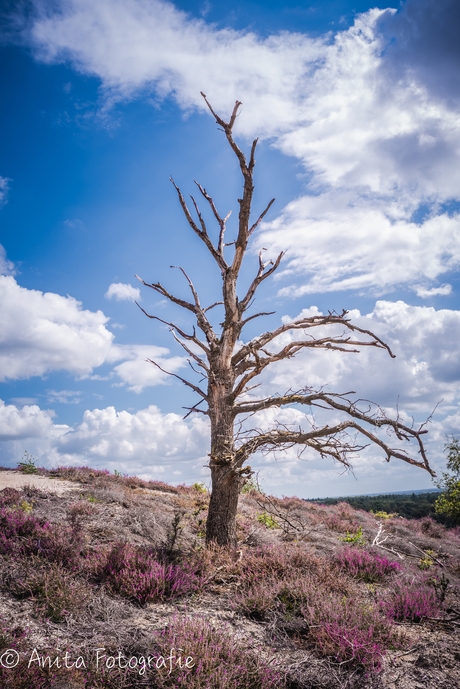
xmin=206 ymin=463 xmax=241 ymax=547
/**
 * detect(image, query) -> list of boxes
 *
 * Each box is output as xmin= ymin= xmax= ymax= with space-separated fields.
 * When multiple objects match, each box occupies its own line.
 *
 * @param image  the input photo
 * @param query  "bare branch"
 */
xmin=233 ymin=419 xmax=435 ymax=475
xmin=169 ymin=328 xmax=209 ymax=373
xmin=170 ymin=265 xmax=202 ymax=312
xmin=248 ymin=198 xmax=275 ymax=237
xmin=182 ymin=399 xmax=209 ymax=420
xmin=146 ymin=358 xmax=208 ymax=400
xmin=170 ymin=177 xmax=228 ymax=272
xmin=204 ymin=301 xmax=224 ymax=313
xmin=231 ymin=332 xmax=384 ymax=399
xmin=240 ymin=250 xmax=285 ymax=314
xmin=233 ymin=388 xmax=434 ymax=475
xmin=241 ymin=311 xmax=276 ymax=327
xmin=233 ymin=312 xmax=395 ymax=368
xmin=134 ymin=299 xmax=211 ymax=355
xmin=194 ymin=181 xmax=232 ymax=256
xmin=135 ymin=274 xmax=196 ymax=315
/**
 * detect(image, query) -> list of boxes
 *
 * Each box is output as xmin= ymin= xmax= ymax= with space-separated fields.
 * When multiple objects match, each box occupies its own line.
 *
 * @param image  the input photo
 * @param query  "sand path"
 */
xmin=0 ymin=470 xmax=81 ymax=495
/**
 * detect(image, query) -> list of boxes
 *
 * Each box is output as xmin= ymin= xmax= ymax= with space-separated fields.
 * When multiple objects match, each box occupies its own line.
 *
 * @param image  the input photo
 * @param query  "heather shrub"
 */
xmin=0 ymin=506 xmax=83 ymax=566
xmin=43 ymin=465 xmax=188 ymax=495
xmin=0 ymin=625 xmax=82 ymax=689
xmin=334 ymin=547 xmax=402 ymax=582
xmin=236 ymin=545 xmax=349 ymax=598
xmin=414 ymin=516 xmax=445 ymax=539
xmin=308 ymin=595 xmax=402 ymax=672
xmin=7 ymin=559 xmax=90 ymax=622
xmin=68 ymin=500 xmax=98 ymax=528
xmin=237 ymin=544 xmax=322 ymax=587
xmin=0 ymin=487 xmax=22 ymax=507
xmin=447 ymin=557 xmax=460 ymax=574
xmin=92 ymin=543 xmax=205 ymax=605
xmin=336 ymin=501 xmax=355 ymax=522
xmin=323 ymin=512 xmax=358 ymax=533
xmin=236 ymin=575 xmax=402 ymax=671
xmin=69 ymin=500 xmax=98 ymax=517
xmin=380 ymin=580 xmax=442 ymax=622
xmin=153 ymin=615 xmax=284 ymax=688
xmin=236 ymin=577 xmax=290 ymax=620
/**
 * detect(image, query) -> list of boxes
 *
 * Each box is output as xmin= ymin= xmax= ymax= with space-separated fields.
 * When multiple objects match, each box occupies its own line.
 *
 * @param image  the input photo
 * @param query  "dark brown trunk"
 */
xmin=205 ymin=370 xmax=241 ymax=547
xmin=206 ymin=463 xmax=240 ymax=548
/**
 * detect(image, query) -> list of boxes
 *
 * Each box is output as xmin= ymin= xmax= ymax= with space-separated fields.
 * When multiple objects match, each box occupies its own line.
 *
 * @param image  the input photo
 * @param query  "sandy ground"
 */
xmin=0 ymin=470 xmax=82 ymax=495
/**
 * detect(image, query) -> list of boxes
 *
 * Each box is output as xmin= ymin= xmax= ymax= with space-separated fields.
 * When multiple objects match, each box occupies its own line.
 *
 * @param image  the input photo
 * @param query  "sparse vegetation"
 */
xmin=0 ymin=465 xmax=458 ymax=688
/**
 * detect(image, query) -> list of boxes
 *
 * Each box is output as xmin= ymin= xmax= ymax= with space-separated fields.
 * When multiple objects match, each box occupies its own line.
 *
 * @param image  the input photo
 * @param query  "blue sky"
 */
xmin=1 ymin=0 xmax=460 ymax=498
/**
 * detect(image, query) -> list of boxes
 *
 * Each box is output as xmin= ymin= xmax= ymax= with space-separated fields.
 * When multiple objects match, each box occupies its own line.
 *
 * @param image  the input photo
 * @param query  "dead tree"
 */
xmin=136 ymin=94 xmax=435 ymax=548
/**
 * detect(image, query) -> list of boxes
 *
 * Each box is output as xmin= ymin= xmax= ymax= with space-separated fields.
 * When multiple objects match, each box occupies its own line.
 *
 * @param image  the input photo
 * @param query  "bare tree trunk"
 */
xmin=206 ymin=374 xmax=242 ymax=547
xmin=206 ymin=463 xmax=241 ymax=548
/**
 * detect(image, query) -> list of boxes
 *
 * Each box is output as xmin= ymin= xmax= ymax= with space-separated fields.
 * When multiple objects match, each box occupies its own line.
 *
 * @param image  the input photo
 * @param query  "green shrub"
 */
xmin=257 ymin=512 xmax=279 ymax=529
xmin=17 ymin=452 xmax=38 ymax=474
xmin=191 ymin=482 xmax=207 ymax=494
xmin=338 ymin=525 xmax=365 ymax=546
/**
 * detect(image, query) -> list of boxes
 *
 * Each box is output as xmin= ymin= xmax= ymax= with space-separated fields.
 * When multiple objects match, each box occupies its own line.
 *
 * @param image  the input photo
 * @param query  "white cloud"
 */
xmin=414 ymin=284 xmax=452 ymax=298
xmin=0 ymin=244 xmax=15 ymax=277
xmin=0 ymin=259 xmax=185 ymax=389
xmin=45 ymin=403 xmax=210 ymax=481
xmin=27 ymin=0 xmax=325 ymax=133
xmin=0 ymin=399 xmax=55 ymax=441
xmin=257 ymin=193 xmax=460 ymax=296
xmin=46 ymin=390 xmax=83 ymax=405
xmin=0 ymin=275 xmax=115 ymax=381
xmin=252 ymin=300 xmax=460 ymax=416
xmin=0 ymin=399 xmax=209 ymax=484
xmin=20 ymin=0 xmax=460 ymax=298
xmin=23 ymin=2 xmax=459 ymax=201
xmin=105 ymin=282 xmax=141 ymax=302
xmin=111 ymin=344 xmax=186 ymax=392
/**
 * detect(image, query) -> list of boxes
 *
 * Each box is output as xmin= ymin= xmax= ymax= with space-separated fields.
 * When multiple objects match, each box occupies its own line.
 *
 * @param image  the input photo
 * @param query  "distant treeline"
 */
xmin=305 ymin=491 xmax=446 ymax=522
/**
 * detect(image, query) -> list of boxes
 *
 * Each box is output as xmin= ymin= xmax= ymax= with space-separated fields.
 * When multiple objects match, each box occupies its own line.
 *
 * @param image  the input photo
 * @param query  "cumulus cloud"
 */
xmin=0 ymin=399 xmax=54 ymax=441
xmin=2 ymin=291 xmax=457 ymax=493
xmin=0 ymin=253 xmax=185 ymax=389
xmin=105 ymin=282 xmax=141 ymax=302
xmin=0 ymin=275 xmax=115 ymax=381
xmin=252 ymin=300 xmax=460 ymax=417
xmin=21 ymin=1 xmax=459 ymax=200
xmin=0 ymin=400 xmax=209 ymax=485
xmin=257 ymin=194 xmax=460 ymax=296
xmin=111 ymin=345 xmax=186 ymax=392
xmin=49 ymin=403 xmax=210 ymax=480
